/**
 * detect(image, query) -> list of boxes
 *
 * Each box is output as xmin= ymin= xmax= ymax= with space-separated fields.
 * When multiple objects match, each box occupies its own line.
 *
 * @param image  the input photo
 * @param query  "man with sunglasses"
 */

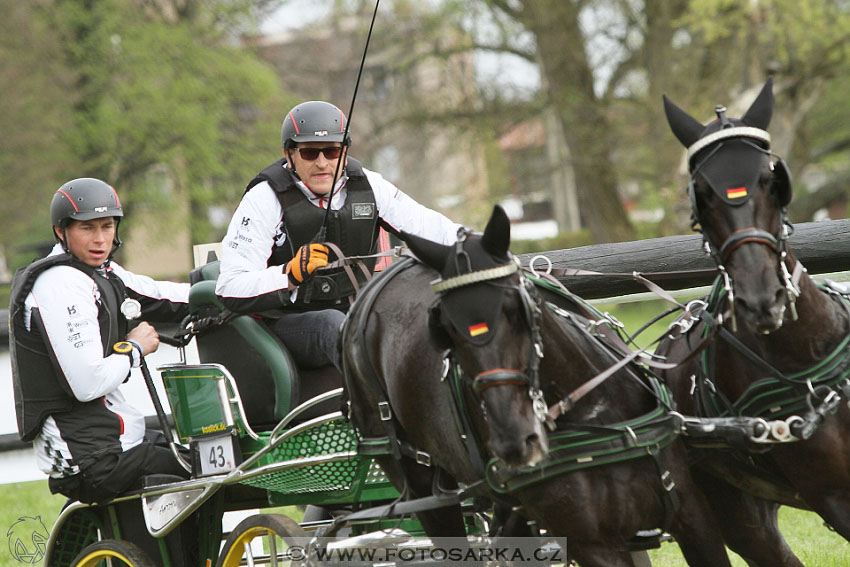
xmin=216 ymin=100 xmax=461 ymax=372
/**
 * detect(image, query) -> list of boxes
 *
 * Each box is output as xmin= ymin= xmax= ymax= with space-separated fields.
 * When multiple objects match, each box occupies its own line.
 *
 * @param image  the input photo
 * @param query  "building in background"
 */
xmin=497 ymin=109 xmax=580 ymax=239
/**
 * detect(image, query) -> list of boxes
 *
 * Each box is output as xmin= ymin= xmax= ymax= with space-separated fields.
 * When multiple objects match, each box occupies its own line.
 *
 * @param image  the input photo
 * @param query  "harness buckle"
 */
xmin=668 ymin=301 xmax=705 ymax=338
xmin=660 ymin=470 xmax=676 ymax=492
xmin=378 ymin=401 xmax=392 ymax=421
xmin=623 ymin=426 xmax=638 ymax=447
xmin=719 ymin=266 xmax=737 ymax=333
xmin=587 ymin=312 xmax=625 ymax=334
xmin=534 ymin=342 xmax=544 ymax=359
xmin=780 ymin=255 xmax=802 ymax=321
xmin=416 ymin=450 xmax=431 ymax=467
xmin=530 ymin=388 xmax=552 ymax=429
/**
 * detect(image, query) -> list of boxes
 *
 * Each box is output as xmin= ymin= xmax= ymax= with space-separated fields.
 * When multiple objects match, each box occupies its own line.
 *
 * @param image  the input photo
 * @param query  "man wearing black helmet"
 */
xmin=9 ymin=178 xmax=192 ymax=503
xmin=216 ymin=101 xmax=461 ymax=371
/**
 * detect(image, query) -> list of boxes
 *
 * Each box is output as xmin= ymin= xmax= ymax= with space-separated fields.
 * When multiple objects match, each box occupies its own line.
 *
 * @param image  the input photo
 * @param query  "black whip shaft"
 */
xmin=317 ymin=0 xmax=382 ymax=242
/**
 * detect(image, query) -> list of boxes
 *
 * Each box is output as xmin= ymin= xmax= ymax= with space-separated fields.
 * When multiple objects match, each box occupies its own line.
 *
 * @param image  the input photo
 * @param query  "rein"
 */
xmin=522 ymin=266 xmax=716 ymax=422
xmin=287 ymin=243 xmax=410 ymax=303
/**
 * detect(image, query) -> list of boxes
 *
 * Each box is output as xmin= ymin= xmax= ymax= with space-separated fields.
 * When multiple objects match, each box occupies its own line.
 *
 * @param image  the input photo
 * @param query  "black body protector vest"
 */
xmin=246 ymin=157 xmax=382 ymax=311
xmin=9 ymin=254 xmax=128 ymax=441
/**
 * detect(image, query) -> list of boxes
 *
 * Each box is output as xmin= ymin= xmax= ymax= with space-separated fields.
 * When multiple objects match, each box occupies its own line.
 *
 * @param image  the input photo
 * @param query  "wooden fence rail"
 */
xmin=517 ymin=219 xmax=850 ymax=299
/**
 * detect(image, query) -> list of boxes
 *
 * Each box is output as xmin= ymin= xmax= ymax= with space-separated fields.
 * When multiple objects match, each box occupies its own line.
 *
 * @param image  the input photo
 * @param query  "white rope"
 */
xmin=430 ymin=262 xmax=519 ymax=294
xmin=686 ymin=126 xmax=771 ymax=164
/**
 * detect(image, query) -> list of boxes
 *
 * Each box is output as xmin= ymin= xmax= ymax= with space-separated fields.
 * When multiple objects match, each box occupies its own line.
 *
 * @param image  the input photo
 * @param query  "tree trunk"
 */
xmin=518 ymin=0 xmax=634 ymax=243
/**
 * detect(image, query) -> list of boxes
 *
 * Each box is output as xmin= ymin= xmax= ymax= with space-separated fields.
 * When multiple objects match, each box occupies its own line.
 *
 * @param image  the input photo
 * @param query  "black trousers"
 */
xmin=49 ymin=431 xmax=190 ymax=504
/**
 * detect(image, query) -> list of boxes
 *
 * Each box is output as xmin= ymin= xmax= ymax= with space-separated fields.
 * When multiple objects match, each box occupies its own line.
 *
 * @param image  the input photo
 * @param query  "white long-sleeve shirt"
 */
xmin=25 ymin=245 xmax=189 ymax=478
xmin=216 ymin=164 xmax=461 ymax=310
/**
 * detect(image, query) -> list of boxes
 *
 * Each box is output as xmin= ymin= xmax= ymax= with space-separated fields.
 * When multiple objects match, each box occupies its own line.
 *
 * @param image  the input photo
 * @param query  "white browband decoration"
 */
xmin=686 ymin=126 xmax=771 ymax=165
xmin=431 ymin=261 xmax=519 ymax=294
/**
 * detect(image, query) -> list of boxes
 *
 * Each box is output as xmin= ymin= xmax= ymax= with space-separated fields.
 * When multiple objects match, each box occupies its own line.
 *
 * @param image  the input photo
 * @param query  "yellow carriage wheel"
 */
xmin=217 ymin=513 xmax=307 ymax=567
xmin=71 ymin=539 xmax=156 ymax=567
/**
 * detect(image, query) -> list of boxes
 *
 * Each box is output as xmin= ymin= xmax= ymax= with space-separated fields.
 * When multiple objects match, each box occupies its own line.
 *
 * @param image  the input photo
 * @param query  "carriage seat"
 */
xmin=188 ymin=260 xmax=342 ymax=430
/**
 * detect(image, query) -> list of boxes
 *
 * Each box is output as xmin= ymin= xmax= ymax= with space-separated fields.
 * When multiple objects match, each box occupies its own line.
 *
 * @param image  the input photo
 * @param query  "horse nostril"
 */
xmin=526 ymin=433 xmax=540 ymax=449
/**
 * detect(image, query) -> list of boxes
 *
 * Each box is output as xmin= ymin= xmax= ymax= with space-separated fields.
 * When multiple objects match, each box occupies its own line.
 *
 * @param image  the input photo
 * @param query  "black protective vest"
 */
xmin=246 ymin=158 xmax=381 ymax=309
xmin=10 ymin=254 xmax=128 ymax=441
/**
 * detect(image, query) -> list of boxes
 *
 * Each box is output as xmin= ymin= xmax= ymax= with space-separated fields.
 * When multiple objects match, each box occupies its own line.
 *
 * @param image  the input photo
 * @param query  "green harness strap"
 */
xmin=695 ymin=278 xmax=850 ymax=420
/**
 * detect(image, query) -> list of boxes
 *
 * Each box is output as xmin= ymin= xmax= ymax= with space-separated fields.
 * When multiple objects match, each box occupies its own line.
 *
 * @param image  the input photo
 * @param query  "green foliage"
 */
xmin=0 ymin=1 xmax=292 ymax=256
xmin=683 ymin=0 xmax=850 ymax=75
xmin=45 ymin=0 xmax=291 ymax=243
xmin=0 ymin=2 xmax=77 ymax=252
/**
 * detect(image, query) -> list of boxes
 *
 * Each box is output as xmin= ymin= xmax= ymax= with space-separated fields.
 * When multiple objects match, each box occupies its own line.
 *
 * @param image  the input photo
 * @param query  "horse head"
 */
xmin=403 ymin=205 xmax=549 ymax=467
xmin=663 ymin=78 xmax=797 ymax=334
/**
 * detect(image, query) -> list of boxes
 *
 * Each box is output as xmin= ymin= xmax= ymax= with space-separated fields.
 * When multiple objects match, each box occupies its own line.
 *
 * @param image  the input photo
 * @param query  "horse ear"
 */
xmin=402 ymin=231 xmax=451 ymax=271
xmin=663 ymin=94 xmax=704 ymax=148
xmin=481 ymin=205 xmax=511 ymax=258
xmin=741 ymin=77 xmax=774 ymax=130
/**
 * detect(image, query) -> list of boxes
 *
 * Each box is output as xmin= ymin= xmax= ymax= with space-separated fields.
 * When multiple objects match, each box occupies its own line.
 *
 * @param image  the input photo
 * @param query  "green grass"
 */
xmin=647 ymin=506 xmax=850 ymax=566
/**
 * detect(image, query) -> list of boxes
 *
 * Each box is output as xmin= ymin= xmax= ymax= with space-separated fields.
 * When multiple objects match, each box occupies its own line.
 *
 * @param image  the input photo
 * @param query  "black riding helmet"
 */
xmin=281 ymin=101 xmax=351 ymax=149
xmin=50 ymin=177 xmax=124 ymax=255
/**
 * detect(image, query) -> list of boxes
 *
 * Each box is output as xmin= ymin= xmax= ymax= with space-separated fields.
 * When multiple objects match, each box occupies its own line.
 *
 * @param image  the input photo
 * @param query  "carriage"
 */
xmin=39 ymin=255 xmax=547 ymax=567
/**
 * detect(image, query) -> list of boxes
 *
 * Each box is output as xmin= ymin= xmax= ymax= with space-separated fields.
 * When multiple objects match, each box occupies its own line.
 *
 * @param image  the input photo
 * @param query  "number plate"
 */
xmin=195 ymin=433 xmax=238 ymax=476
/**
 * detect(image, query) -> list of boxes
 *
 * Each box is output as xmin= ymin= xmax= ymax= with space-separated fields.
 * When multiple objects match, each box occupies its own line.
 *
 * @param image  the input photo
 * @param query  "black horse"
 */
xmin=657 ymin=78 xmax=850 ymax=566
xmin=342 ymin=206 xmax=733 ymax=566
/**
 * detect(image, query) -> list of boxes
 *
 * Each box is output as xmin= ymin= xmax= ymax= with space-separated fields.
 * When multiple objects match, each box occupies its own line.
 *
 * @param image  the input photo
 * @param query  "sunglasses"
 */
xmin=293 ymin=146 xmax=343 ymax=161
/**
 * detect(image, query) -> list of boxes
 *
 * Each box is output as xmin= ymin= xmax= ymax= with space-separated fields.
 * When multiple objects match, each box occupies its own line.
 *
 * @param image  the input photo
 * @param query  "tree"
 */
xmin=40 ymin=0 xmax=292 ymax=245
xmin=0 ymin=0 xmax=294 ymax=268
xmin=664 ymin=0 xmax=850 ymax=223
xmin=0 ymin=2 xmax=77 ymax=256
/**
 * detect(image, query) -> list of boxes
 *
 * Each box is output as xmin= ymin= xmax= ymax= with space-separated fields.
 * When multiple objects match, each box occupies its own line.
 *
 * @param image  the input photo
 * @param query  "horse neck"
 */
xmin=539 ymin=307 xmax=651 ymax=422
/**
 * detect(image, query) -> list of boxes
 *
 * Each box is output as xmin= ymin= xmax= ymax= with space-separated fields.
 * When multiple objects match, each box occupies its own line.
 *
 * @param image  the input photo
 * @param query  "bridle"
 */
xmin=429 ymin=231 xmax=549 ymax=425
xmin=686 ymin=106 xmax=803 ymax=331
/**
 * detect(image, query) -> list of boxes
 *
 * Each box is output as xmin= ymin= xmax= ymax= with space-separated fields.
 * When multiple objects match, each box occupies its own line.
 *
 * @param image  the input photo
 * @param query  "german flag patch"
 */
xmin=468 ymin=323 xmax=489 ymax=337
xmin=726 ymin=187 xmax=747 ymax=199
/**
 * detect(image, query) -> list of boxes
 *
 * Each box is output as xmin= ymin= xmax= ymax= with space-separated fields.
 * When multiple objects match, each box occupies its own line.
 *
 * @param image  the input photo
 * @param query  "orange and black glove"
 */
xmin=285 ymin=243 xmax=330 ymax=285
